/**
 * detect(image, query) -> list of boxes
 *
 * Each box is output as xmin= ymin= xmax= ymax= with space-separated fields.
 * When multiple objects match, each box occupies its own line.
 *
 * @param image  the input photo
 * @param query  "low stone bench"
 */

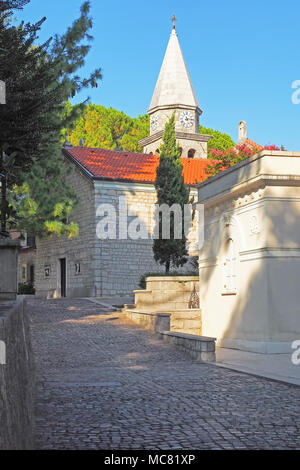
xmin=159 ymin=331 xmax=216 ymax=363
xmin=125 ymin=309 xmax=171 ymax=333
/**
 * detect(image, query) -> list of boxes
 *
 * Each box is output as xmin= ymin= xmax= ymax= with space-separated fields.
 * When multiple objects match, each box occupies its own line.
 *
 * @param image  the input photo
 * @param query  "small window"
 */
xmin=44 ymin=266 xmax=51 ymax=278
xmin=22 ymin=264 xmax=27 ymax=281
xmin=179 ymin=147 xmax=183 ymax=156
xmin=75 ymin=262 xmax=81 ymax=275
xmin=155 ymin=149 xmax=160 ymax=155
xmin=149 ymin=152 xmax=153 ymax=156
xmin=188 ymin=149 xmax=196 ymax=159
xmin=222 ymin=239 xmax=237 ymax=295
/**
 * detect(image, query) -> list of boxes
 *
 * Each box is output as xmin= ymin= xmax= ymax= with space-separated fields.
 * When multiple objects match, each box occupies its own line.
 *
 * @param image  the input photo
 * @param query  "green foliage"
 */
xmin=9 ymin=182 xmax=79 ymax=237
xmin=199 ymin=125 xmax=235 ymax=155
xmin=0 ymin=1 xmax=102 ymax=236
xmin=65 ymin=103 xmax=149 ymax=152
xmin=153 ymin=114 xmax=190 ymax=273
xmin=138 ymin=271 xmax=198 ymax=290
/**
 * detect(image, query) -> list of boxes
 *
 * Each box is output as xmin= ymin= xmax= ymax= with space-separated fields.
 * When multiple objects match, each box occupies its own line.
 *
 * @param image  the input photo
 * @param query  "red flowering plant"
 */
xmin=206 ymin=143 xmax=280 ymax=178
xmin=263 ymin=145 xmax=280 ymax=151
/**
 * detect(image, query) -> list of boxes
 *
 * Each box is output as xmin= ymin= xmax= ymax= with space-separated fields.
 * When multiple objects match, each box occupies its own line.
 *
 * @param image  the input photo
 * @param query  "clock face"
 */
xmin=150 ymin=114 xmax=158 ymax=131
xmin=180 ymin=111 xmax=194 ymax=129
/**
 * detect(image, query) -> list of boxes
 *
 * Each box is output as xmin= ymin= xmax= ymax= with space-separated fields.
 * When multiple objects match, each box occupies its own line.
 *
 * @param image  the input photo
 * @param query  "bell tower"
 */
xmin=139 ymin=19 xmax=211 ymax=158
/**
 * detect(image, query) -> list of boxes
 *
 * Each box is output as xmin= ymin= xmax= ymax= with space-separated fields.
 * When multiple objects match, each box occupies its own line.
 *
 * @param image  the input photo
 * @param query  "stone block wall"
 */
xmin=35 ymin=160 xmax=96 ymax=298
xmin=35 ymin=156 xmax=199 ymax=298
xmin=94 ymin=182 xmax=199 ymax=296
xmin=126 ymin=276 xmax=202 ymax=335
xmin=135 ymin=276 xmax=200 ymax=311
xmin=0 ymin=297 xmax=35 ymax=449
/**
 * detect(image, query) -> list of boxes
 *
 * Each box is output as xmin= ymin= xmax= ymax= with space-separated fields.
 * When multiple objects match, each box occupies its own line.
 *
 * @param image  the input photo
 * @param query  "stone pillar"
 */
xmin=0 ymin=239 xmax=20 ymax=300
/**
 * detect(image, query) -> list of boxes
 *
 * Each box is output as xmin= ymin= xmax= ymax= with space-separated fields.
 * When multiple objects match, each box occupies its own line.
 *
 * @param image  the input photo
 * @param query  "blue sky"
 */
xmin=15 ymin=0 xmax=300 ymax=150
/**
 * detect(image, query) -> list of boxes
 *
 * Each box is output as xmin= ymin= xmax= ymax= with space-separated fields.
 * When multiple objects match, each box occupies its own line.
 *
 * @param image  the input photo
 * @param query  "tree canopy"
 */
xmin=64 ymin=103 xmax=149 ymax=153
xmin=0 ymin=0 xmax=102 ymax=237
xmin=199 ymin=125 xmax=235 ymax=156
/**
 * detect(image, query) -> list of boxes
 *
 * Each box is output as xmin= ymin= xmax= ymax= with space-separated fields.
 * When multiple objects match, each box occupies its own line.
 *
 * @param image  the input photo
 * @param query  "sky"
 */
xmin=15 ymin=0 xmax=300 ymax=150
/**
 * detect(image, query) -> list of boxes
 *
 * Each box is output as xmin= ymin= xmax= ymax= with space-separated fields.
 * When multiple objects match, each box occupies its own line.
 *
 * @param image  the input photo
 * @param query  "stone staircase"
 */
xmin=122 ymin=276 xmax=216 ymax=362
xmin=123 ymin=276 xmax=202 ymax=336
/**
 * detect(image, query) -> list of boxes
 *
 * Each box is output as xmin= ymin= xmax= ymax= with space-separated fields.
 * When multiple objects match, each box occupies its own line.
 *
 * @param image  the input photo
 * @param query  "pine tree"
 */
xmin=0 ymin=1 xmax=102 ymax=236
xmin=153 ymin=114 xmax=190 ymax=272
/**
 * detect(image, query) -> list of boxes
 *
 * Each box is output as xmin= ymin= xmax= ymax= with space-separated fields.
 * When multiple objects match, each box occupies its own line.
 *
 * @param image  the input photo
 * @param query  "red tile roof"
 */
xmin=63 ymin=147 xmax=217 ymax=185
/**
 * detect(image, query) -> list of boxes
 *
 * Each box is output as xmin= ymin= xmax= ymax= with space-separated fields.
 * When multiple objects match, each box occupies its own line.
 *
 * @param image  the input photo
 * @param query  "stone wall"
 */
xmin=135 ymin=276 xmax=200 ymax=311
xmin=35 ymin=156 xmax=199 ymax=298
xmin=94 ymin=182 xmax=199 ymax=296
xmin=0 ymin=297 xmax=35 ymax=449
xmin=0 ymin=239 xmax=20 ymax=300
xmin=35 ymin=160 xmax=96 ymax=298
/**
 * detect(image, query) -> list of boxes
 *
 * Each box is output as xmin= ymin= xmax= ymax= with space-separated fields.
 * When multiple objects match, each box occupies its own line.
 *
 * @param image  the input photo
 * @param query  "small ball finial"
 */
xmin=171 ymin=14 xmax=177 ymax=29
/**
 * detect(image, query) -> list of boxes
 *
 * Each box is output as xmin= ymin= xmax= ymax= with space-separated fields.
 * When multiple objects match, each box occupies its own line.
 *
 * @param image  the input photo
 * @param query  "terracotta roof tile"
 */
xmin=64 ymin=147 xmax=217 ymax=185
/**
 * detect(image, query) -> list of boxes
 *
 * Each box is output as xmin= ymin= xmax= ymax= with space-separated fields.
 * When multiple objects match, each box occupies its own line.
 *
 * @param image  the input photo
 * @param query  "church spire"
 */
xmin=148 ymin=22 xmax=200 ymax=113
xmin=139 ymin=22 xmax=212 ymax=159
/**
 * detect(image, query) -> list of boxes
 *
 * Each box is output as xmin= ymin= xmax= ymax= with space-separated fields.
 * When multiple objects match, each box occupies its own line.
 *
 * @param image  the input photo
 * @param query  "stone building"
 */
xmin=198 ymin=150 xmax=300 ymax=353
xmin=34 ymin=24 xmax=214 ymax=298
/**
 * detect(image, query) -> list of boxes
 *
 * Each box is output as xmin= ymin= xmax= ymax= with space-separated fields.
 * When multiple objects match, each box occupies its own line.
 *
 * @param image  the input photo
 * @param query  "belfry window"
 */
xmin=222 ymin=238 xmax=237 ymax=295
xmin=188 ymin=148 xmax=195 ymax=159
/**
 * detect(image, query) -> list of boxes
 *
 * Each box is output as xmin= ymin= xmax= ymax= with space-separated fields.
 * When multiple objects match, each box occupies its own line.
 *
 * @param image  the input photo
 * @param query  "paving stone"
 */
xmin=29 ymin=298 xmax=300 ymax=450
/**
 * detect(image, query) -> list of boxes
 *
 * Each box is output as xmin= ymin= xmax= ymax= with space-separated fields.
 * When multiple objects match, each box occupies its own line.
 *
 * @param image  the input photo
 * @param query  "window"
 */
xmin=179 ymin=147 xmax=183 ymax=156
xmin=222 ymin=238 xmax=237 ymax=295
xmin=44 ymin=266 xmax=51 ymax=278
xmin=155 ymin=149 xmax=160 ymax=155
xmin=75 ymin=262 xmax=81 ymax=275
xmin=188 ymin=149 xmax=196 ymax=159
xmin=22 ymin=264 xmax=27 ymax=281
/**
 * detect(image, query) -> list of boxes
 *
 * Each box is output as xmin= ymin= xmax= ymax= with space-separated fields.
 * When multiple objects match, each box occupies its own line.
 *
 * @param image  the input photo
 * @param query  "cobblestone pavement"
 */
xmin=30 ymin=298 xmax=300 ymax=450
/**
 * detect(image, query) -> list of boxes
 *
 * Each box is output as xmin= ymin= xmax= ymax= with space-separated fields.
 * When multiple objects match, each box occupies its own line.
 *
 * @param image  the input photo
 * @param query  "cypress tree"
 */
xmin=153 ymin=114 xmax=190 ymax=272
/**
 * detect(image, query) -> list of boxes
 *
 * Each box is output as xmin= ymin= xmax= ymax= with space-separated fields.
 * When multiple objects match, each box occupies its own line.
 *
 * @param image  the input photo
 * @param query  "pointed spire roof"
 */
xmin=149 ymin=27 xmax=200 ymax=112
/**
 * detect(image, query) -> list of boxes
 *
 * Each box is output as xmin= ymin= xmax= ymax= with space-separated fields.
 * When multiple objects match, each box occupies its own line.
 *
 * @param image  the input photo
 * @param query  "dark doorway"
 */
xmin=29 ymin=265 xmax=35 ymax=284
xmin=60 ymin=258 xmax=66 ymax=297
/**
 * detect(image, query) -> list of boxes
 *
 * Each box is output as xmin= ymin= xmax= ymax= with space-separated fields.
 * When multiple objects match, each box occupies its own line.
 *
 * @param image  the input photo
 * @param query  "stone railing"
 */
xmin=159 ymin=331 xmax=216 ymax=362
xmin=135 ymin=276 xmax=200 ymax=311
xmin=0 ymin=297 xmax=35 ymax=449
xmin=127 ymin=276 xmax=201 ymax=336
xmin=123 ymin=308 xmax=215 ymax=362
xmin=125 ymin=310 xmax=171 ymax=333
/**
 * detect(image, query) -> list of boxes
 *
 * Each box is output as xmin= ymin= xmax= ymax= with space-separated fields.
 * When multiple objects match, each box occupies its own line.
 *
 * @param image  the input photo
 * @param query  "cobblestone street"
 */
xmin=30 ymin=299 xmax=300 ymax=450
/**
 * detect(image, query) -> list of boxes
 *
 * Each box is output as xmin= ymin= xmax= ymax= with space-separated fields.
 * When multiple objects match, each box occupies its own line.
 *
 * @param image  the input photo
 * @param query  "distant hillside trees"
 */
xmin=64 ymin=103 xmax=149 ymax=153
xmin=199 ymin=125 xmax=235 ymax=156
